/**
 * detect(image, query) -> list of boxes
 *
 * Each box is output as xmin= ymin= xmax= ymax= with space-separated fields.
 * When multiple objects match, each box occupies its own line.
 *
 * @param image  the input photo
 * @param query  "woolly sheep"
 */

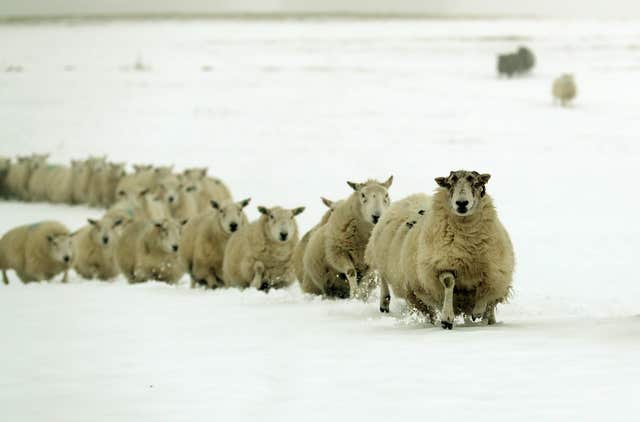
xmin=303 ymin=176 xmax=393 ymax=299
xmin=0 ymin=221 xmax=73 ymax=284
xmin=223 ymin=205 xmax=304 ymax=291
xmin=367 ymin=170 xmax=514 ymax=329
xmin=517 ymin=46 xmax=535 ymax=73
xmin=497 ymin=53 xmax=520 ymax=78
xmin=293 ymin=197 xmax=339 ymax=295
xmin=100 ymin=163 xmax=126 ymax=206
xmin=71 ymin=159 xmax=91 ymax=204
xmin=72 ymin=216 xmax=124 ymax=280
xmin=115 ymin=218 xmax=185 ymax=284
xmin=86 ymin=157 xmax=108 ymax=206
xmin=156 ymin=176 xmax=199 ymax=221
xmin=45 ymin=165 xmax=73 ymax=204
xmin=182 ymin=168 xmax=232 ymax=211
xmin=181 ymin=198 xmax=250 ymax=288
xmin=6 ymin=154 xmax=48 ymax=200
xmin=552 ymin=74 xmax=577 ymax=107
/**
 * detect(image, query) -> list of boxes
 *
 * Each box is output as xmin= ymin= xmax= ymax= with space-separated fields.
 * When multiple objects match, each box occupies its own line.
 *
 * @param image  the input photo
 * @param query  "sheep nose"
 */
xmin=63 ymin=255 xmax=70 ymax=263
xmin=172 ymin=245 xmax=179 ymax=252
xmin=230 ymin=222 xmax=238 ymax=232
xmin=102 ymin=236 xmax=109 ymax=245
xmin=456 ymin=200 xmax=469 ymax=208
xmin=372 ymin=214 xmax=380 ymax=224
xmin=168 ymin=196 xmax=175 ymax=203
xmin=279 ymin=232 xmax=288 ymax=241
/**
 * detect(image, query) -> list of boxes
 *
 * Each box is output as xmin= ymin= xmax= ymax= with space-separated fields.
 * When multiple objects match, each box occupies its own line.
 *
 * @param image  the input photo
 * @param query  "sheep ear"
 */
xmin=382 ymin=175 xmax=394 ymax=189
xmin=292 ymin=206 xmax=306 ymax=216
xmin=479 ymin=173 xmax=491 ymax=185
xmin=435 ymin=177 xmax=450 ymax=188
xmin=87 ymin=218 xmax=99 ymax=226
xmin=210 ymin=200 xmax=220 ymax=210
xmin=239 ymin=198 xmax=251 ymax=208
xmin=257 ymin=206 xmax=269 ymax=216
xmin=347 ymin=181 xmax=360 ymax=191
xmin=321 ymin=197 xmax=333 ymax=208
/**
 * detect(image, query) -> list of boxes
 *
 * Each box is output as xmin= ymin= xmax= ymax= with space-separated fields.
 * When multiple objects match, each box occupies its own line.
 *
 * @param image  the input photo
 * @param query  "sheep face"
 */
xmin=211 ymin=198 xmax=251 ymax=235
xmin=29 ymin=154 xmax=48 ymax=172
xmin=258 ymin=206 xmax=305 ymax=243
xmin=47 ymin=234 xmax=73 ymax=265
xmin=435 ymin=170 xmax=491 ymax=217
xmin=157 ymin=180 xmax=182 ymax=205
xmin=88 ymin=217 xmax=124 ymax=247
xmin=347 ymin=176 xmax=393 ymax=225
xmin=152 ymin=220 xmax=182 ymax=254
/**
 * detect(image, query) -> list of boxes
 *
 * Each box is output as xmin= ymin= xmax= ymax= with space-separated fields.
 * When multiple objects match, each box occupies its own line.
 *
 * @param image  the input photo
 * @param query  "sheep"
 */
xmin=72 ymin=216 xmax=124 ymax=280
xmin=223 ymin=205 xmax=304 ymax=291
xmin=0 ymin=157 xmax=11 ymax=197
xmin=293 ymin=197 xmax=339 ymax=294
xmin=45 ymin=165 xmax=73 ymax=204
xmin=552 ymin=74 xmax=577 ymax=107
xmin=517 ymin=46 xmax=535 ymax=73
xmin=5 ymin=154 xmax=48 ymax=200
xmin=497 ymin=53 xmax=520 ymax=78
xmin=180 ymin=198 xmax=251 ymax=288
xmin=367 ymin=170 xmax=514 ymax=330
xmin=0 ymin=221 xmax=73 ymax=284
xmin=182 ymin=167 xmax=232 ymax=211
xmin=100 ymin=163 xmax=126 ymax=206
xmin=86 ymin=157 xmax=108 ymax=207
xmin=303 ymin=176 xmax=393 ymax=299
xmin=71 ymin=159 xmax=91 ymax=204
xmin=156 ymin=176 xmax=199 ymax=221
xmin=365 ymin=193 xmax=431 ymax=313
xmin=115 ymin=218 xmax=185 ymax=284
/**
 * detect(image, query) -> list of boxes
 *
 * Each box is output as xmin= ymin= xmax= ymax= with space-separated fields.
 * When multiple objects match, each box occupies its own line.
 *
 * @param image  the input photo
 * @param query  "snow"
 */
xmin=1 ymin=19 xmax=639 ymax=421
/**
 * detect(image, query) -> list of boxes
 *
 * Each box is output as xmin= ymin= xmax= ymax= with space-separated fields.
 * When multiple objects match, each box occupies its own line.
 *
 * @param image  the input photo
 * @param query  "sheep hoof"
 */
xmin=259 ymin=281 xmax=270 ymax=292
xmin=380 ymin=306 xmax=389 ymax=313
xmin=441 ymin=321 xmax=453 ymax=330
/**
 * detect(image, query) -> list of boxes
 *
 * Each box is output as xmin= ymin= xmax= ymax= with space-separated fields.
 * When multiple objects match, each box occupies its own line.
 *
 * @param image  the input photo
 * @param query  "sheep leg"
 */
xmin=330 ymin=254 xmax=358 ymax=298
xmin=483 ymin=303 xmax=497 ymax=325
xmin=438 ymin=271 xmax=456 ymax=330
xmin=2 ymin=270 xmax=8 ymax=285
xmin=471 ymin=298 xmax=488 ymax=321
xmin=408 ymin=291 xmax=437 ymax=324
xmin=379 ymin=274 xmax=391 ymax=313
xmin=250 ymin=261 xmax=265 ymax=290
xmin=61 ymin=270 xmax=69 ymax=284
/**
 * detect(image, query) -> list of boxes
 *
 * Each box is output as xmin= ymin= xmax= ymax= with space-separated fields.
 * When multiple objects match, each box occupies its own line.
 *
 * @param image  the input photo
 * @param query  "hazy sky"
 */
xmin=1 ymin=0 xmax=640 ymax=18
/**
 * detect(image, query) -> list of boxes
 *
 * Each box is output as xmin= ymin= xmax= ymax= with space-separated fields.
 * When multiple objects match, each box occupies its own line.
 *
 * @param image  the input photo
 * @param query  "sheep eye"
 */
xmin=118 ymin=190 xmax=125 ymax=196
xmin=466 ymin=175 xmax=474 ymax=182
xmin=451 ymin=176 xmax=458 ymax=182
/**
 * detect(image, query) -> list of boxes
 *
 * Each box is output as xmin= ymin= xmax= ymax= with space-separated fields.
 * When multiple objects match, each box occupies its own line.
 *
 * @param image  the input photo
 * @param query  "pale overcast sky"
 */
xmin=1 ymin=0 xmax=640 ymax=18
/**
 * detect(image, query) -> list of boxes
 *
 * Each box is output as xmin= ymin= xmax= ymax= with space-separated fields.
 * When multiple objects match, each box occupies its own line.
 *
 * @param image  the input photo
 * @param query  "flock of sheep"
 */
xmin=497 ymin=45 xmax=577 ymax=106
xmin=0 ymin=154 xmax=515 ymax=329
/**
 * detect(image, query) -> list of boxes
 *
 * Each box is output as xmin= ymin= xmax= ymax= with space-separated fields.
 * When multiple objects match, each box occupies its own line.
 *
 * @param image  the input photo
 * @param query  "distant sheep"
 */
xmin=303 ymin=176 xmax=393 ymax=299
xmin=182 ymin=167 xmax=232 ymax=211
xmin=180 ymin=198 xmax=250 ymax=288
xmin=223 ymin=205 xmax=304 ymax=291
xmin=115 ymin=218 xmax=185 ymax=284
xmin=0 ymin=221 xmax=73 ymax=284
xmin=497 ymin=45 xmax=536 ymax=77
xmin=72 ymin=216 xmax=124 ymax=280
xmin=156 ymin=176 xmax=199 ymax=221
xmin=552 ymin=74 xmax=577 ymax=106
xmin=6 ymin=154 xmax=48 ymax=200
xmin=70 ymin=159 xmax=91 ymax=204
xmin=45 ymin=165 xmax=73 ymax=204
xmin=366 ymin=170 xmax=514 ymax=329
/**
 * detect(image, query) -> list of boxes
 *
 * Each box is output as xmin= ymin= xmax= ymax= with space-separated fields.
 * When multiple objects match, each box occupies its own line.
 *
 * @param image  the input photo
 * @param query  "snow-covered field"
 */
xmin=1 ymin=18 xmax=639 ymax=420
